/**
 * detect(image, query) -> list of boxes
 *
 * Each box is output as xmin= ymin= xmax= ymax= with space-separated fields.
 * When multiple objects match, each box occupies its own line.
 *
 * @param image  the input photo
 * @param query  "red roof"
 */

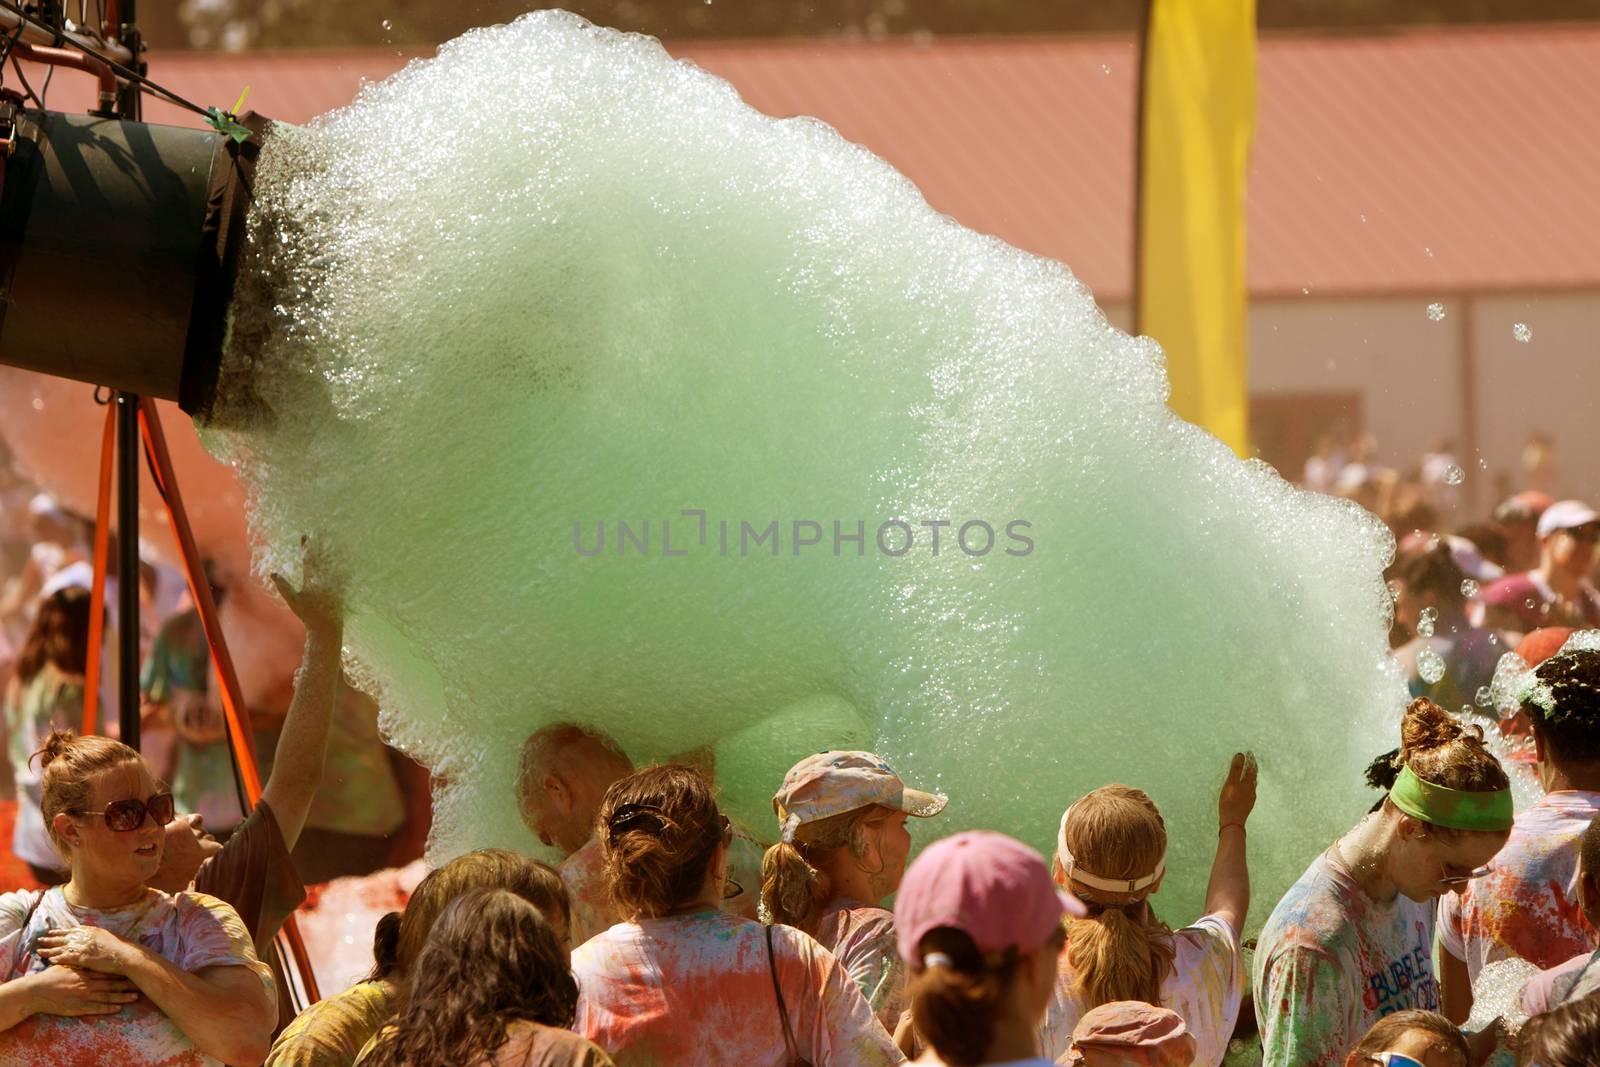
xmin=20 ymin=24 xmax=1600 ymax=300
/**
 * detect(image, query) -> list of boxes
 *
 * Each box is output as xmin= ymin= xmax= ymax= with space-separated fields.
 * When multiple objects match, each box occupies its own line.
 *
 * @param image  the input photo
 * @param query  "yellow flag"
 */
xmin=1136 ymin=0 xmax=1257 ymax=456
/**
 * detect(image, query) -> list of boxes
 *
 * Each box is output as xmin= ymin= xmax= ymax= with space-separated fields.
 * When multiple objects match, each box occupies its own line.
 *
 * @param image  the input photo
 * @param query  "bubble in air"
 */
xmin=381 ymin=18 xmax=392 ymax=30
xmin=1418 ymin=648 xmax=1446 ymax=684
xmin=1426 ymin=302 xmax=1445 ymax=321
xmin=1417 ymin=606 xmax=1438 ymax=637
xmin=1513 ymin=322 xmax=1532 ymax=343
xmin=1443 ymin=464 xmax=1464 ymax=486
xmin=1460 ymin=578 xmax=1479 ymax=598
xmin=1475 ymin=685 xmax=1492 ymax=707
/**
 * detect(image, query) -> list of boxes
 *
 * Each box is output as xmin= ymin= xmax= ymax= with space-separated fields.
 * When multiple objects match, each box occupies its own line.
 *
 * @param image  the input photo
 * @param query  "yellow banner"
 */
xmin=1136 ymin=0 xmax=1257 ymax=456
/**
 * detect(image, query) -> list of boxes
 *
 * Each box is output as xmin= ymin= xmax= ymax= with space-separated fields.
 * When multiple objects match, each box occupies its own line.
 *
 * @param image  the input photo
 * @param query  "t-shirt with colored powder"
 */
xmin=1437 ymin=790 xmax=1600 ymax=980
xmin=264 ymin=979 xmax=395 ymax=1067
xmin=561 ymin=821 xmax=770 ymax=948
xmin=0 ymin=886 xmax=275 ymax=1067
xmin=1253 ymin=850 xmax=1438 ymax=1067
xmin=1041 ymin=913 xmax=1242 ymax=1067
xmin=813 ymin=900 xmax=905 ymax=1033
xmin=571 ymin=909 xmax=904 ymax=1067
xmin=1519 ymin=950 xmax=1600 ymax=1017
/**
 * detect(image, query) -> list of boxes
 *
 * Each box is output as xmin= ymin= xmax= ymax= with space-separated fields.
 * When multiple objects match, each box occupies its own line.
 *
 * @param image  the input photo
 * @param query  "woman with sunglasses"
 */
xmin=1342 ymin=1010 xmax=1467 ymax=1067
xmin=0 ymin=729 xmax=276 ymax=1066
xmin=1254 ymin=699 xmax=1512 ymax=1067
xmin=571 ymin=764 xmax=902 ymax=1066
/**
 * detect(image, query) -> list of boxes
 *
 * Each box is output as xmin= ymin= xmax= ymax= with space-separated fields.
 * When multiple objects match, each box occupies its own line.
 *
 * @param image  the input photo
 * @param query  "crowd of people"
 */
xmin=0 ymin=435 xmax=1594 ymax=1067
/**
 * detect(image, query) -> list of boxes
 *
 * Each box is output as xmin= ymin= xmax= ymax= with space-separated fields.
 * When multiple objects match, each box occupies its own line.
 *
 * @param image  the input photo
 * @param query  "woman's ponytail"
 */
xmin=908 ymin=928 xmax=1016 ymax=1067
xmin=760 ymin=841 xmax=829 ymax=930
xmin=1066 ymin=902 xmax=1173 ymax=1008
xmin=366 ymin=911 xmax=402 ymax=982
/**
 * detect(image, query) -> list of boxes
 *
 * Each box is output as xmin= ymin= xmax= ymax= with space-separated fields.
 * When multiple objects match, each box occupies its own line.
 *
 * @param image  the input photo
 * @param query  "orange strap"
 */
xmin=80 ymin=404 xmax=115 ymax=737
xmin=136 ymin=400 xmax=262 ymax=802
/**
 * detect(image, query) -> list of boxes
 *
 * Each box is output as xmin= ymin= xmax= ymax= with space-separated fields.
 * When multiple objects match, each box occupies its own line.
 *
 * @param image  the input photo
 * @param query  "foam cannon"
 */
xmin=0 ymin=100 xmax=262 ymax=413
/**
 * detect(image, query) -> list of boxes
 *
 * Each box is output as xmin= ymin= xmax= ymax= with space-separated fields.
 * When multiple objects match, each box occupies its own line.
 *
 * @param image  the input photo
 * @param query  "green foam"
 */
xmin=205 ymin=10 xmax=1405 ymax=929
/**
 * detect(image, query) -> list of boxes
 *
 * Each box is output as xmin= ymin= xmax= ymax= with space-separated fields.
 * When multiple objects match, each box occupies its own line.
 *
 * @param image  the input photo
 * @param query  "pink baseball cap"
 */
xmin=1062 ymin=1002 xmax=1198 ymax=1067
xmin=894 ymin=830 xmax=1085 ymax=967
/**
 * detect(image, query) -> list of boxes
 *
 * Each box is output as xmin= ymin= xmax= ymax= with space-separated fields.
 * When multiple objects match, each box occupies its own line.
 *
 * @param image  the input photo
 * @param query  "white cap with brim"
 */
xmin=1537 ymin=500 xmax=1600 ymax=540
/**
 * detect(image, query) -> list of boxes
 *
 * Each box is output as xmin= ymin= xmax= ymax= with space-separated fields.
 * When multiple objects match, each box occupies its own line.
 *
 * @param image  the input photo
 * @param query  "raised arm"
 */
xmin=38 ymin=925 xmax=275 ymax=1065
xmin=1204 ymin=751 xmax=1257 ymax=936
xmin=261 ymin=536 xmax=346 ymax=850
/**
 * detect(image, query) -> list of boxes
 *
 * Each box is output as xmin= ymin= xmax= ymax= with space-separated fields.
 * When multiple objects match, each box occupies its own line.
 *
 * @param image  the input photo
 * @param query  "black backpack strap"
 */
xmin=765 ymin=923 xmax=805 ymax=1067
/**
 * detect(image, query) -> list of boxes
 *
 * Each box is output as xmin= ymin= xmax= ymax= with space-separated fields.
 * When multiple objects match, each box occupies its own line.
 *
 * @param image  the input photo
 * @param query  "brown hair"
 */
xmin=1056 ymin=786 xmax=1175 ymax=1010
xmin=368 ymin=848 xmax=569 ymax=983
xmin=360 ymin=888 xmax=578 ymax=1067
xmin=32 ymin=730 xmax=145 ymax=855
xmin=598 ymin=764 xmax=723 ymax=919
xmin=1349 ymin=1010 xmax=1468 ymax=1067
xmin=1395 ymin=699 xmax=1510 ymax=825
xmin=909 ymin=924 xmax=1065 ymax=1067
xmin=761 ymin=805 xmax=894 ymax=932
xmin=1582 ymin=814 xmax=1600 ymax=881
xmin=1517 ymin=994 xmax=1600 ymax=1067
xmin=15 ymin=586 xmax=93 ymax=685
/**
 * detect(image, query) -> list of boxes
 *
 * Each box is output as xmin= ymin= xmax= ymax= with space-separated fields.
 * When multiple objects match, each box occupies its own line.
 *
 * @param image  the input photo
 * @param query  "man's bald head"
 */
xmin=517 ymin=723 xmax=635 ymax=855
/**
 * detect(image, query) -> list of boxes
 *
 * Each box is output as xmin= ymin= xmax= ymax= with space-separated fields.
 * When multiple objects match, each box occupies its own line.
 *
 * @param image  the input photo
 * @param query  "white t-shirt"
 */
xmin=1040 ymin=913 xmax=1242 ymax=1067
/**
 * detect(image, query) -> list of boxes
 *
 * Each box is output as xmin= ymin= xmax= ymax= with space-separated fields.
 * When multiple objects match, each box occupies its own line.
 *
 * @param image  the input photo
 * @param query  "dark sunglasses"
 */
xmin=68 ymin=793 xmax=175 ymax=832
xmin=1367 ymin=1054 xmax=1426 ymax=1067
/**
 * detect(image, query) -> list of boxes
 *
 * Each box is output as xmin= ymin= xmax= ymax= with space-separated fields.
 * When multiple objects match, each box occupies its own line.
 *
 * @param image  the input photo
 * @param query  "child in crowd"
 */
xmin=762 ymin=750 xmax=947 ymax=1031
xmin=1342 ymin=1010 xmax=1468 ymax=1067
xmin=1041 ymin=753 xmax=1256 ymax=1066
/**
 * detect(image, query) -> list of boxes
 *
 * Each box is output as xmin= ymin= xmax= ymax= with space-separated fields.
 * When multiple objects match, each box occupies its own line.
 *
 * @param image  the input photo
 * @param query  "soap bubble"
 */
xmin=1418 ymin=649 xmax=1447 ymax=685
xmin=1475 ymin=685 xmax=1492 ymax=707
xmin=1513 ymin=322 xmax=1532 ymax=343
xmin=1442 ymin=464 xmax=1464 ymax=486
xmin=1461 ymin=579 xmax=1479 ymax=598
xmin=206 ymin=11 xmax=1404 ymax=925
xmin=1426 ymin=302 xmax=1445 ymax=321
xmin=1417 ymin=607 xmax=1437 ymax=637
xmin=380 ymin=18 xmax=392 ymax=30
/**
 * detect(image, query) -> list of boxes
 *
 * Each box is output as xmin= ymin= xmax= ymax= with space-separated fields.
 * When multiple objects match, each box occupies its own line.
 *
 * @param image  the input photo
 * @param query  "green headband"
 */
xmin=1388 ymin=765 xmax=1513 ymax=832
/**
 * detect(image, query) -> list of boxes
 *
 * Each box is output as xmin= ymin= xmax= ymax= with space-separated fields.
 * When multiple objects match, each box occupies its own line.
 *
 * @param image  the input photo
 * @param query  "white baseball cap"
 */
xmin=1536 ymin=500 xmax=1600 ymax=539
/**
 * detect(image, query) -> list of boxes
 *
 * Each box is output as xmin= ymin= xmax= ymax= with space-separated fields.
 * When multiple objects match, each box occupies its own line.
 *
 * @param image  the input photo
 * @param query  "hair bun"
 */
xmin=1399 ymin=698 xmax=1465 ymax=754
xmin=34 ymin=728 xmax=80 ymax=770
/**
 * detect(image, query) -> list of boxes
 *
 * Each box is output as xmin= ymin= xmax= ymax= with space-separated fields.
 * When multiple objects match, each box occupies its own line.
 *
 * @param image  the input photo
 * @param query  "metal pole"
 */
xmin=116 ymin=391 xmax=140 ymax=749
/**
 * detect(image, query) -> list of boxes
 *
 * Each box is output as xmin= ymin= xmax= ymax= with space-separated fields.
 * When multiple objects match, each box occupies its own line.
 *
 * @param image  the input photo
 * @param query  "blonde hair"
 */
xmin=33 ymin=729 xmax=146 ymax=856
xmin=1057 ymin=785 xmax=1175 ymax=1009
xmin=760 ymin=805 xmax=893 ymax=931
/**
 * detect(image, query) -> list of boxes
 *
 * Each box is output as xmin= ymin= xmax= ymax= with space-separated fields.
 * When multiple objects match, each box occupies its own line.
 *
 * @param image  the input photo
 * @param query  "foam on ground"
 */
xmin=204 ymin=10 xmax=1407 ymax=924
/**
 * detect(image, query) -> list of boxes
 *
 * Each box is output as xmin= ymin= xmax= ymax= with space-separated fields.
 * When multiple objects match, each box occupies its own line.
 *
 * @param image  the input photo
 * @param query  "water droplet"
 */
xmin=1443 ymin=464 xmax=1465 ymax=486
xmin=1460 ymin=579 xmax=1479 ymax=598
xmin=1417 ymin=606 xmax=1437 ymax=637
xmin=1426 ymin=302 xmax=1446 ymax=322
xmin=1475 ymin=685 xmax=1493 ymax=707
xmin=30 ymin=397 xmax=43 ymax=411
xmin=1301 ymin=286 xmax=1311 ymax=295
xmin=1478 ymin=457 xmax=1489 ymax=471
xmin=1100 ymin=64 xmax=1112 ymax=74
xmin=1418 ymin=648 xmax=1446 ymax=684
xmin=381 ymin=18 xmax=392 ymax=30
xmin=1524 ymin=598 xmax=1537 ymax=610
xmin=1513 ymin=322 xmax=1532 ymax=343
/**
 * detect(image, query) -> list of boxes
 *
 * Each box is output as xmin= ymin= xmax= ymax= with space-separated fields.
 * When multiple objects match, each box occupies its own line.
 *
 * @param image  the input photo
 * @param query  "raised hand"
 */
xmin=270 ymin=533 xmax=344 ymax=638
xmin=20 ymin=965 xmax=140 ymax=1018
xmin=1218 ymin=751 xmax=1258 ymax=829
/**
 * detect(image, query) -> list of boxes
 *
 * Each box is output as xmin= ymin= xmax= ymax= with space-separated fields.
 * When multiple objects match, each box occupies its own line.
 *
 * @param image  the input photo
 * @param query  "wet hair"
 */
xmin=1521 ymin=648 xmax=1600 ymax=764
xmin=598 ymin=764 xmax=723 ymax=919
xmin=761 ymin=804 xmax=893 ymax=931
xmin=32 ymin=730 xmax=145 ymax=855
xmin=1348 ymin=1010 xmax=1468 ymax=1067
xmin=1054 ymin=786 xmax=1175 ymax=1009
xmin=516 ymin=722 xmax=633 ymax=805
xmin=1517 ymin=993 xmax=1600 ymax=1067
xmin=359 ymin=888 xmax=578 ymax=1067
xmin=14 ymin=586 xmax=93 ymax=685
xmin=367 ymin=848 xmax=568 ymax=983
xmin=1396 ymin=544 xmax=1468 ymax=613
xmin=1391 ymin=698 xmax=1510 ymax=825
xmin=909 ymin=924 xmax=1064 ymax=1067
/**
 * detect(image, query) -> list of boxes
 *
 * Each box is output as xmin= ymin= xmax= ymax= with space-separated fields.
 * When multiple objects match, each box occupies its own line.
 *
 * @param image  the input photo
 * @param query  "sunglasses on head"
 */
xmin=1367 ymin=1054 xmax=1426 ymax=1067
xmin=68 ymin=792 xmax=175 ymax=832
